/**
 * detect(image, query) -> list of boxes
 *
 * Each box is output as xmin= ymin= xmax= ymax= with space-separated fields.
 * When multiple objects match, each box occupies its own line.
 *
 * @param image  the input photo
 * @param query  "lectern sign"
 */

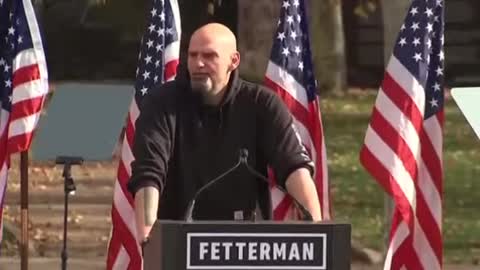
xmin=186 ymin=233 xmax=327 ymax=269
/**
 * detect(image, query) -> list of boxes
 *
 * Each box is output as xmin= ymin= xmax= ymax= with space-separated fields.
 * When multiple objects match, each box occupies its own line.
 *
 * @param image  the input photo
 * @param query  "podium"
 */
xmin=143 ymin=220 xmax=351 ymax=270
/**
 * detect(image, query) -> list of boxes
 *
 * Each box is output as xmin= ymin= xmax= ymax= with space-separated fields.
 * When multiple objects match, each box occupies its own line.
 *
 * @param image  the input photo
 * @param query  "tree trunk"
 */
xmin=308 ymin=0 xmax=347 ymax=94
xmin=381 ymin=0 xmax=411 ymax=65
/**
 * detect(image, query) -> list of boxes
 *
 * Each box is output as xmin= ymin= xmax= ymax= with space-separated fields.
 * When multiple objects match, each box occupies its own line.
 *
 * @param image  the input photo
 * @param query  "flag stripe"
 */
xmin=387 ymin=56 xmax=425 ymax=113
xmin=11 ymin=79 xmax=46 ymax=104
xmin=8 ymin=112 xmax=42 ymax=137
xmin=9 ymin=95 xmax=44 ymax=121
xmin=12 ymin=64 xmax=40 ymax=89
xmin=362 ymin=126 xmax=416 ymax=221
xmin=7 ymin=131 xmax=34 ymax=154
xmin=265 ymin=62 xmax=308 ymax=108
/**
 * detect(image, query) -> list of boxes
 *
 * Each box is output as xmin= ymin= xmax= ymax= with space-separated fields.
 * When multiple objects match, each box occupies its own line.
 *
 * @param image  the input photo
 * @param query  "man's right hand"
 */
xmin=134 ymin=186 xmax=160 ymax=244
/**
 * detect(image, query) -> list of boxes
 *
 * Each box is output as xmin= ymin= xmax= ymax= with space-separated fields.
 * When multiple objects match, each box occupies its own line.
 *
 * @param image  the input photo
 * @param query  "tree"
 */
xmin=308 ymin=0 xmax=347 ymax=94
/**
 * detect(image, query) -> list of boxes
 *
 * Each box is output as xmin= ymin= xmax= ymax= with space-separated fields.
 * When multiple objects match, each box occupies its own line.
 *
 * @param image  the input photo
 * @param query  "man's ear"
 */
xmin=229 ymin=51 xmax=240 ymax=71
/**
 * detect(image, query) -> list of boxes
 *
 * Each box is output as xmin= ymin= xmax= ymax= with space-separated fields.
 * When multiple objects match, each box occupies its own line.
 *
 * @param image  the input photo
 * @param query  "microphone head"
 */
xmin=240 ymin=149 xmax=248 ymax=160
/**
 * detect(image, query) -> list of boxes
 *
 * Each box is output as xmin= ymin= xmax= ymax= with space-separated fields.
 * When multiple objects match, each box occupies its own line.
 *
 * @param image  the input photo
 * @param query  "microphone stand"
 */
xmin=56 ymin=156 xmax=83 ymax=270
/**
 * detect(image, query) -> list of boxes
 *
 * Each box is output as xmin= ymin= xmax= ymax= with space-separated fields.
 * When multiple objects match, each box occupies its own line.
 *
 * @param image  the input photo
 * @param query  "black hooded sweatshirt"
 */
xmin=127 ymin=68 xmax=314 ymax=221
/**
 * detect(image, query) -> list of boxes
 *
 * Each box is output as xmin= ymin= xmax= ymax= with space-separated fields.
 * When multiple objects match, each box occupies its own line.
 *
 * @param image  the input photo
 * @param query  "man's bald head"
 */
xmin=190 ymin=23 xmax=237 ymax=52
xmin=187 ymin=23 xmax=240 ymax=105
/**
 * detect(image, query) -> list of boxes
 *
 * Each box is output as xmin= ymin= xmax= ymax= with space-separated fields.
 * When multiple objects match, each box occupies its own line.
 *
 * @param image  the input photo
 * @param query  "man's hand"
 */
xmin=134 ymin=186 xmax=159 ymax=243
xmin=285 ymin=168 xmax=322 ymax=221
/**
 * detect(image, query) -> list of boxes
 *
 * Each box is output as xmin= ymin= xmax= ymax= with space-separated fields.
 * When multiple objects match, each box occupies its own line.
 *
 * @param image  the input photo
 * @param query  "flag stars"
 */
xmin=298 ymin=61 xmax=304 ymax=71
xmin=157 ymin=27 xmax=165 ymax=36
xmin=8 ymin=27 xmax=15 ymax=35
xmin=429 ymin=98 xmax=439 ymax=107
xmin=410 ymin=7 xmax=419 ymax=16
xmin=435 ymin=66 xmax=443 ymax=76
xmin=282 ymin=1 xmax=290 ymax=9
xmin=166 ymin=27 xmax=174 ymax=35
xmin=426 ymin=23 xmax=433 ymax=33
xmin=294 ymin=46 xmax=301 ymax=55
xmin=425 ymin=8 xmax=434 ymax=17
xmin=17 ymin=35 xmax=23 ymax=44
xmin=159 ymin=11 xmax=165 ymax=21
xmin=154 ymin=75 xmax=159 ymax=83
xmin=150 ymin=8 xmax=157 ymax=17
xmin=146 ymin=40 xmax=154 ymax=48
xmin=144 ymin=55 xmax=152 ymax=64
xmin=401 ymin=24 xmax=406 ymax=31
xmin=142 ymin=71 xmax=151 ymax=80
xmin=411 ymin=22 xmax=420 ymax=31
xmin=277 ymin=32 xmax=286 ymax=41
xmin=433 ymin=82 xmax=441 ymax=92
xmin=155 ymin=60 xmax=160 ymax=67
xmin=287 ymin=16 xmax=294 ymax=24
xmin=426 ymin=39 xmax=432 ymax=49
xmin=5 ymin=79 xmax=12 ymax=87
xmin=140 ymin=87 xmax=148 ymax=96
xmin=156 ymin=44 xmax=163 ymax=52
xmin=436 ymin=0 xmax=443 ymax=7
xmin=148 ymin=24 xmax=156 ymax=33
xmin=0 ymin=58 xmax=5 ymax=66
xmin=413 ymin=53 xmax=422 ymax=62
xmin=412 ymin=37 xmax=421 ymax=46
xmin=3 ymin=64 xmax=10 ymax=72
xmin=399 ymin=37 xmax=407 ymax=46
xmin=282 ymin=47 xmax=290 ymax=57
xmin=438 ymin=50 xmax=444 ymax=60
xmin=293 ymin=0 xmax=300 ymax=8
xmin=290 ymin=31 xmax=298 ymax=40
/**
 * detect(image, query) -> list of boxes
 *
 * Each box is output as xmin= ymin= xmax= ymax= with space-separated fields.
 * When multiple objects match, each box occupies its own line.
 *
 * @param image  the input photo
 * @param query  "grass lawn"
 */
xmin=320 ymin=92 xmax=480 ymax=264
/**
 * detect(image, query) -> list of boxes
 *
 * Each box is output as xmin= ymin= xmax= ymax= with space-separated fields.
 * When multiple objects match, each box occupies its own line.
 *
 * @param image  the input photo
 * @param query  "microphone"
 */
xmin=184 ymin=154 xmax=243 ymax=222
xmin=238 ymin=149 xmax=314 ymax=221
xmin=183 ymin=149 xmax=313 ymax=222
xmin=55 ymin=156 xmax=84 ymax=165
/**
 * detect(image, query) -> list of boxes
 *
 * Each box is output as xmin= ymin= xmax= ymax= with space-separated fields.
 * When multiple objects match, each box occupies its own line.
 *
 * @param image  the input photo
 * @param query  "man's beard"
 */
xmin=191 ymin=77 xmax=213 ymax=93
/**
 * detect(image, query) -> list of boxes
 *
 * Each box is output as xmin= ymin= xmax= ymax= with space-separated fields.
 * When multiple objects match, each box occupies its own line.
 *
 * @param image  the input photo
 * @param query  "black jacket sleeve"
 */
xmin=127 ymin=91 xmax=173 ymax=197
xmin=259 ymin=91 xmax=315 ymax=189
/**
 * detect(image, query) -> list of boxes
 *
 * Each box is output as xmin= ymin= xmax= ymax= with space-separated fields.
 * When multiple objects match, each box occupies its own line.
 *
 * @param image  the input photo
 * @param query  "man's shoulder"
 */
xmin=141 ymin=80 xmax=188 ymax=107
xmin=237 ymin=78 xmax=280 ymax=104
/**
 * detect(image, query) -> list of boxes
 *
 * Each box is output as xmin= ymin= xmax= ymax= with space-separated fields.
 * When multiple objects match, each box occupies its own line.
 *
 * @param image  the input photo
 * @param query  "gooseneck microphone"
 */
xmin=183 ymin=149 xmax=313 ymax=222
xmin=184 ymin=153 xmax=243 ymax=222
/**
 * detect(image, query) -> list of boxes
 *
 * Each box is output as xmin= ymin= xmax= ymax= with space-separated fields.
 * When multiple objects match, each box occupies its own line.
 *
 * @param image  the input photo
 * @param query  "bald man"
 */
xmin=127 ymin=23 xmax=322 ymax=246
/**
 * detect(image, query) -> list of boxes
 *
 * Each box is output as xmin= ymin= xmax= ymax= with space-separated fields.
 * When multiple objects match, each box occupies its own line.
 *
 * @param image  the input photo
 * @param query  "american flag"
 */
xmin=264 ymin=0 xmax=330 ymax=220
xmin=360 ymin=0 xmax=444 ymax=269
xmin=0 ymin=0 xmax=49 ymax=241
xmin=106 ymin=0 xmax=181 ymax=269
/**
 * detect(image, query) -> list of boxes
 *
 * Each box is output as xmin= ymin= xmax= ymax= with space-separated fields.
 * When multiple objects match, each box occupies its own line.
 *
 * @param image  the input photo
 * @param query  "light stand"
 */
xmin=55 ymin=156 xmax=83 ymax=270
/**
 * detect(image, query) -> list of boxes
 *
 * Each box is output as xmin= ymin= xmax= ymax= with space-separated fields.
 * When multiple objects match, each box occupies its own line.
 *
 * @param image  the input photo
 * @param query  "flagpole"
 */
xmin=20 ymin=151 xmax=29 ymax=270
